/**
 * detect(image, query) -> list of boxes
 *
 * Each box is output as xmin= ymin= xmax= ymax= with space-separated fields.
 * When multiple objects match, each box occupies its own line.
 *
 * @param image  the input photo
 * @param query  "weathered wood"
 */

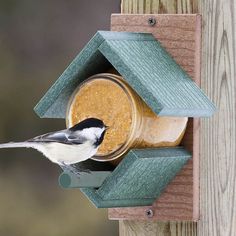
xmin=109 ymin=14 xmax=200 ymax=221
xmin=118 ymin=0 xmax=199 ymax=235
xmin=119 ymin=0 xmax=236 ymax=235
xmin=198 ymin=0 xmax=236 ymax=235
xmin=119 ymin=221 xmax=197 ymax=236
xmin=121 ymin=0 xmax=198 ymax=14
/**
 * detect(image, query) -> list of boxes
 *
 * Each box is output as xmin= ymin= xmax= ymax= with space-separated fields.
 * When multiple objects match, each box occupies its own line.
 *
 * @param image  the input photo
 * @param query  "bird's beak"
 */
xmin=105 ymin=125 xmax=109 ymax=130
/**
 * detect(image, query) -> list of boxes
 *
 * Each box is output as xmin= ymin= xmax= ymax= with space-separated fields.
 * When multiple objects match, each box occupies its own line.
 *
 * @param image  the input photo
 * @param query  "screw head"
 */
xmin=148 ymin=17 xmax=156 ymax=26
xmin=145 ymin=209 xmax=154 ymax=218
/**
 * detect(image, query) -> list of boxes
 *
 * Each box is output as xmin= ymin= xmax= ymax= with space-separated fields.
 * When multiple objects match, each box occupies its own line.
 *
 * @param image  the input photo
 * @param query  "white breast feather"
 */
xmin=35 ymin=141 xmax=97 ymax=165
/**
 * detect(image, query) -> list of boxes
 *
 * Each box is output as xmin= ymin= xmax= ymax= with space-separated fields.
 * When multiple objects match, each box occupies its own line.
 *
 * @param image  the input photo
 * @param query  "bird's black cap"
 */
xmin=69 ymin=118 xmax=105 ymax=131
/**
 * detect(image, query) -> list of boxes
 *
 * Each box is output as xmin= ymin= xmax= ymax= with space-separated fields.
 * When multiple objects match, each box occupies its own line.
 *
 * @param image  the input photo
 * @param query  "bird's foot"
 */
xmin=71 ymin=164 xmax=91 ymax=174
xmin=60 ymin=163 xmax=81 ymax=178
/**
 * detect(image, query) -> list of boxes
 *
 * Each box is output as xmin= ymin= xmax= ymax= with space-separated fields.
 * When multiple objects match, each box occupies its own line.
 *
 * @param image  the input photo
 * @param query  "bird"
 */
xmin=0 ymin=118 xmax=108 ymax=176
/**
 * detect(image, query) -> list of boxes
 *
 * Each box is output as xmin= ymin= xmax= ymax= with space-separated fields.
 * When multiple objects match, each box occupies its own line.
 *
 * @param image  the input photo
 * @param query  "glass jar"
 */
xmin=66 ymin=73 xmax=188 ymax=162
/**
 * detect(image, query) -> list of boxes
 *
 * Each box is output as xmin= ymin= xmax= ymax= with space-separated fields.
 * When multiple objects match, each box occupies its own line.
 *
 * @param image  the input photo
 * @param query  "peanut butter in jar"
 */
xmin=68 ymin=75 xmax=133 ymax=156
xmin=67 ymin=73 xmax=188 ymax=162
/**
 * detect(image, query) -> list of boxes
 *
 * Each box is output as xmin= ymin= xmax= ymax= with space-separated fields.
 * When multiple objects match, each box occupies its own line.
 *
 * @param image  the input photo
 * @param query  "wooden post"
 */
xmin=119 ymin=0 xmax=236 ymax=235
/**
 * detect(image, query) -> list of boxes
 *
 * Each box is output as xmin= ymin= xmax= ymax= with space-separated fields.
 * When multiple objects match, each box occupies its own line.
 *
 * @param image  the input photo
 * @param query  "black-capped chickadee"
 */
xmin=0 ymin=118 xmax=108 ymax=176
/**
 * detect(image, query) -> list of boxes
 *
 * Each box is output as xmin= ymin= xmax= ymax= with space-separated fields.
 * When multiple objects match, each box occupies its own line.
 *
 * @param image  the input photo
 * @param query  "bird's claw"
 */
xmin=79 ymin=168 xmax=91 ymax=174
xmin=60 ymin=163 xmax=91 ymax=178
xmin=71 ymin=164 xmax=91 ymax=174
xmin=60 ymin=163 xmax=80 ymax=178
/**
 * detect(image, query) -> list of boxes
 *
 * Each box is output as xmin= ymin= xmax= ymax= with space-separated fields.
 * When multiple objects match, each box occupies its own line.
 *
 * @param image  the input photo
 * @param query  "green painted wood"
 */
xmin=80 ymin=188 xmax=156 ymax=208
xmin=79 ymin=147 xmax=191 ymax=208
xmin=34 ymin=32 xmax=112 ymax=118
xmin=58 ymin=171 xmax=112 ymax=188
xmin=34 ymin=31 xmax=216 ymax=118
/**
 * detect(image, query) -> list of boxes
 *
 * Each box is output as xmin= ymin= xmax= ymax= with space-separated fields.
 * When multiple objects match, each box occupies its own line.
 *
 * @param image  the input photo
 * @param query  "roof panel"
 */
xmin=98 ymin=32 xmax=216 ymax=117
xmin=34 ymin=31 xmax=216 ymax=118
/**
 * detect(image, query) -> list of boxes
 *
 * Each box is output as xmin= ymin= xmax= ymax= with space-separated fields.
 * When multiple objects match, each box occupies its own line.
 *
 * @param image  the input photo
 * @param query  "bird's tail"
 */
xmin=0 ymin=142 xmax=35 ymax=149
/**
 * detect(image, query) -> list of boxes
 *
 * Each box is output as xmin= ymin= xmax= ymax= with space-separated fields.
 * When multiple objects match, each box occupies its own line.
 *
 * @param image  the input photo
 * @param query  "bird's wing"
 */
xmin=28 ymin=130 xmax=87 ymax=145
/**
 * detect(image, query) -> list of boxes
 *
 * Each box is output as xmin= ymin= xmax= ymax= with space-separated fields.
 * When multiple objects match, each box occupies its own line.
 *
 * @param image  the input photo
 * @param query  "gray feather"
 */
xmin=28 ymin=130 xmax=87 ymax=145
xmin=0 ymin=142 xmax=36 ymax=149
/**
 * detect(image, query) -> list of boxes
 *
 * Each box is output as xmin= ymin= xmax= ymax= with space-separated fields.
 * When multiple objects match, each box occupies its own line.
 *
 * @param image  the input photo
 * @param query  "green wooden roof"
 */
xmin=34 ymin=31 xmax=216 ymax=118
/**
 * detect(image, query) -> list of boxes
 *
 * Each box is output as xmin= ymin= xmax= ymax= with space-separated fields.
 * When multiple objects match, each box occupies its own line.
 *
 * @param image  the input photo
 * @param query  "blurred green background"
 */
xmin=0 ymin=0 xmax=120 ymax=235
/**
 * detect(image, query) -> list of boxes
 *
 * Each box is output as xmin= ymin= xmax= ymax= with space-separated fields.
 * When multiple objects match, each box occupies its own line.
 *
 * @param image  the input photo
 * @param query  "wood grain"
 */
xmin=109 ymin=14 xmax=200 ymax=221
xmin=117 ymin=0 xmax=199 ymax=235
xmin=116 ymin=0 xmax=236 ymax=235
xmin=119 ymin=221 xmax=197 ymax=236
xmin=121 ymin=0 xmax=198 ymax=14
xmin=111 ymin=14 xmax=199 ymax=80
xmin=198 ymin=0 xmax=236 ymax=235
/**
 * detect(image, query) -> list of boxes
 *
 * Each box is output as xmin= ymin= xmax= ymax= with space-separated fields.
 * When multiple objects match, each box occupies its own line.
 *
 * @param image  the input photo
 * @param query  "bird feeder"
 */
xmin=34 ymin=14 xmax=215 ymax=221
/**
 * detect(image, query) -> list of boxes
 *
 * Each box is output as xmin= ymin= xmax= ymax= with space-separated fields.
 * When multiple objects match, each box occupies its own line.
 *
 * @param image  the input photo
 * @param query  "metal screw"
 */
xmin=145 ymin=209 xmax=154 ymax=218
xmin=148 ymin=17 xmax=156 ymax=26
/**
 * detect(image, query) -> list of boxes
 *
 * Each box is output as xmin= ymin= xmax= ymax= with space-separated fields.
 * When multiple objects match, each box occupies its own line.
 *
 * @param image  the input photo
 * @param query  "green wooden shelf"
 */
xmin=59 ymin=147 xmax=191 ymax=208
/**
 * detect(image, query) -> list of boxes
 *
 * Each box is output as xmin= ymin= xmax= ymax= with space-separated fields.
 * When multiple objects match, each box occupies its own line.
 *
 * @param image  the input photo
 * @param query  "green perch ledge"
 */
xmin=58 ymin=147 xmax=191 ymax=208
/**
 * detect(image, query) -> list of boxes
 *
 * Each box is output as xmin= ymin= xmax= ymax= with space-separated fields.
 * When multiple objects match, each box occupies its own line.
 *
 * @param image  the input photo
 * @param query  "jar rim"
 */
xmin=66 ymin=73 xmax=139 ymax=162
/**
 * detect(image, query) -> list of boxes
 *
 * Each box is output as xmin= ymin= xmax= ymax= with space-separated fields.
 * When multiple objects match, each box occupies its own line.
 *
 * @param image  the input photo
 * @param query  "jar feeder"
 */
xmin=34 ymin=31 xmax=215 ymax=210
